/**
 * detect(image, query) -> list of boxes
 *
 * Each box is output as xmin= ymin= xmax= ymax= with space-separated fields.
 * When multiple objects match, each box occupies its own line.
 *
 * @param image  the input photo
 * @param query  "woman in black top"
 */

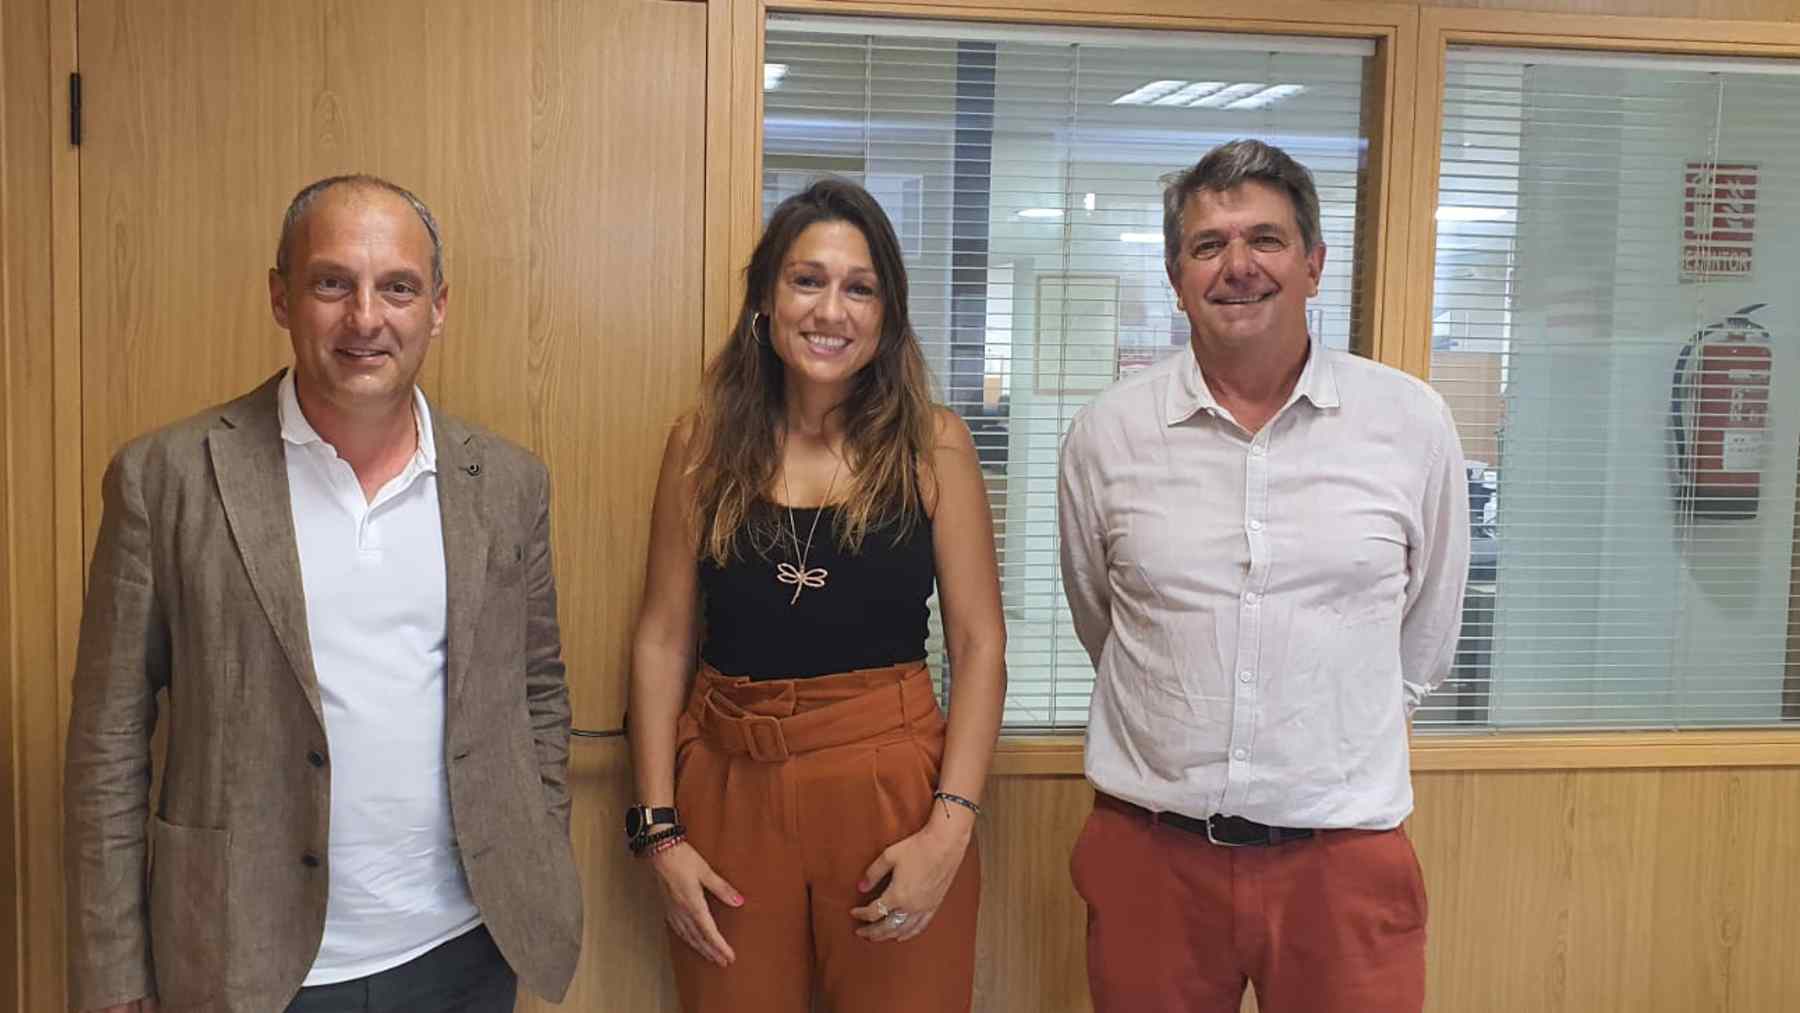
xmin=626 ymin=179 xmax=1006 ymax=1012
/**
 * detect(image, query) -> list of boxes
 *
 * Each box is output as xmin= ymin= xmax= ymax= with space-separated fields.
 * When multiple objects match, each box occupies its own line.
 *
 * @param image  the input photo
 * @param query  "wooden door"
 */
xmin=75 ymin=0 xmax=705 ymax=1007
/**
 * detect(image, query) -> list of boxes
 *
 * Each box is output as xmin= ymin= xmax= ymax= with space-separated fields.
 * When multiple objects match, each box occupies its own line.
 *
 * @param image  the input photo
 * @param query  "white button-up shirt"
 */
xmin=278 ymin=372 xmax=481 ymax=984
xmin=1058 ymin=343 xmax=1469 ymax=830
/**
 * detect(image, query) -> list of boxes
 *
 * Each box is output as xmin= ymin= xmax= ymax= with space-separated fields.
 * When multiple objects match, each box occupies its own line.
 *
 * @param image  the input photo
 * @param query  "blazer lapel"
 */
xmin=208 ymin=373 xmax=325 ymax=727
xmin=434 ymin=411 xmax=488 ymax=713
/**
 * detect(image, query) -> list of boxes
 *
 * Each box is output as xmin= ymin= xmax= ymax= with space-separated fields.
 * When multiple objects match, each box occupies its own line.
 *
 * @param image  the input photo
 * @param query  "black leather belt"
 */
xmin=1097 ymin=792 xmax=1316 ymax=847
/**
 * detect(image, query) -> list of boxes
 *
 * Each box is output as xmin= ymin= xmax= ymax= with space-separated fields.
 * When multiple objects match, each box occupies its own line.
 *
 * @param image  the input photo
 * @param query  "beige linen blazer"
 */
xmin=64 ymin=374 xmax=582 ymax=1013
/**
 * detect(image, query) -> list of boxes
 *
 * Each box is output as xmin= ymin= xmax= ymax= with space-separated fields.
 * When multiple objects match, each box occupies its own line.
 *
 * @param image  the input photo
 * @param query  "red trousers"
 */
xmin=668 ymin=662 xmax=981 ymax=1012
xmin=1072 ymin=793 xmax=1427 ymax=1013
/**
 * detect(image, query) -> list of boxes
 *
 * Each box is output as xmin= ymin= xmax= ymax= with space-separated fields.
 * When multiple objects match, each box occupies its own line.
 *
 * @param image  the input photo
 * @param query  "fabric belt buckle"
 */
xmin=741 ymin=714 xmax=791 ymax=762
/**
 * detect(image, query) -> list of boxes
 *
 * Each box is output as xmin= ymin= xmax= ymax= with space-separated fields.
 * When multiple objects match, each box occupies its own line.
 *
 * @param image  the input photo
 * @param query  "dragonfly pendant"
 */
xmin=776 ymin=562 xmax=828 ymax=604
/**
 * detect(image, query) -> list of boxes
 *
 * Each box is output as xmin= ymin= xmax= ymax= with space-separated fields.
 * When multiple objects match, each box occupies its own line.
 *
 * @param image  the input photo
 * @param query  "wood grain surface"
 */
xmin=6 ymin=0 xmax=1800 ymax=1009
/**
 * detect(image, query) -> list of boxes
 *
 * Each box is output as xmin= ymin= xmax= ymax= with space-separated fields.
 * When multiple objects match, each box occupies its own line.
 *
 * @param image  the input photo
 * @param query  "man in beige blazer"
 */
xmin=64 ymin=176 xmax=582 ymax=1013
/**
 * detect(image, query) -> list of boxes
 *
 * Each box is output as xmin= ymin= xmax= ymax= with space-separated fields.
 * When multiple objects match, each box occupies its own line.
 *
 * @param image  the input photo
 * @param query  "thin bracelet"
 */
xmin=635 ymin=829 xmax=685 ymax=857
xmin=642 ymin=833 xmax=688 ymax=859
xmin=933 ymin=790 xmax=982 ymax=819
xmin=630 ymin=824 xmax=687 ymax=856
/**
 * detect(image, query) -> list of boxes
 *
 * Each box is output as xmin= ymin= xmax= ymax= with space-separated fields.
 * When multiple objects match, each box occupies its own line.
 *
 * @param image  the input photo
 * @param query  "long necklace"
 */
xmin=777 ymin=453 xmax=843 ymax=605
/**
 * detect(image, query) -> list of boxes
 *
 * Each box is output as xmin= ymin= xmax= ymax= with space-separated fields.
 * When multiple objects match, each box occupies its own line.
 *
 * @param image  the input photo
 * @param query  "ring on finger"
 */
xmin=873 ymin=899 xmax=890 ymax=920
xmin=887 ymin=909 xmax=910 ymax=926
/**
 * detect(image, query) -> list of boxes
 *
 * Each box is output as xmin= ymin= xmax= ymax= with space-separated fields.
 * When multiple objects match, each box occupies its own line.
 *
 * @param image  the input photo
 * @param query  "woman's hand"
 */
xmin=850 ymin=805 xmax=975 ymax=942
xmin=648 ymin=840 xmax=744 ymax=967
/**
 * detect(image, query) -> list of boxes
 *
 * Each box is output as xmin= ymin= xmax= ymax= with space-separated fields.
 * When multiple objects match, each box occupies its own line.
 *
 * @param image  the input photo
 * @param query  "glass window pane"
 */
xmin=1427 ymin=47 xmax=1800 ymax=730
xmin=764 ymin=16 xmax=1377 ymax=728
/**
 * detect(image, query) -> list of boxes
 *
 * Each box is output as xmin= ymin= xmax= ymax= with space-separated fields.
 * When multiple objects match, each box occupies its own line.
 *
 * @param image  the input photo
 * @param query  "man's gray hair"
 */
xmin=274 ymin=174 xmax=445 ymax=293
xmin=1161 ymin=139 xmax=1322 ymax=276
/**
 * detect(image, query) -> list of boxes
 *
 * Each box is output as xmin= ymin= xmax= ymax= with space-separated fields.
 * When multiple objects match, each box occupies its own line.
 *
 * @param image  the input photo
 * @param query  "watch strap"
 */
xmin=625 ymin=804 xmax=681 ymax=840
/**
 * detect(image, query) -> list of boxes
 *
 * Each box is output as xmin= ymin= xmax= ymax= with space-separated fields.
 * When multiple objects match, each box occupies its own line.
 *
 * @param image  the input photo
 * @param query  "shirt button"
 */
xmin=1248 ymin=519 xmax=1264 ymax=532
xmin=1250 ymin=443 xmax=1267 ymax=456
xmin=301 ymin=852 xmax=321 ymax=869
xmin=307 ymin=750 xmax=326 ymax=768
xmin=1243 ymin=592 xmax=1260 ymax=605
xmin=1232 ymin=748 xmax=1248 ymax=760
xmin=1239 ymin=670 xmax=1254 ymax=684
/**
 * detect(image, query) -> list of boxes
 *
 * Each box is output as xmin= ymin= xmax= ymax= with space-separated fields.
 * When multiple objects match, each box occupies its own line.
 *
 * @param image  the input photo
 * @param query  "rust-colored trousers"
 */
xmin=1072 ymin=793 xmax=1427 ymax=1013
xmin=669 ymin=662 xmax=981 ymax=1013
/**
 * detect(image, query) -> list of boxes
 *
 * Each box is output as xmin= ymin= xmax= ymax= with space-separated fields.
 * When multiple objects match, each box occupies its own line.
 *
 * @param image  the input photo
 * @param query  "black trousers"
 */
xmin=285 ymin=924 xmax=516 ymax=1013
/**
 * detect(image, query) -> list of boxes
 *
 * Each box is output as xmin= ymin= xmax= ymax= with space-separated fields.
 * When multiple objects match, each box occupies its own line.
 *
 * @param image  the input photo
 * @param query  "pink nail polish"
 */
xmin=732 ymin=894 xmax=744 ymax=906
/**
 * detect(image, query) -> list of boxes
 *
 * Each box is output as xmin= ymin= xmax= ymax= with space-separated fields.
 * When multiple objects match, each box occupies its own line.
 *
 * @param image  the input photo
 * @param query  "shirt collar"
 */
xmin=1295 ymin=339 xmax=1342 ymax=410
xmin=277 ymin=369 xmax=437 ymax=471
xmin=1163 ymin=337 xmax=1341 ymax=427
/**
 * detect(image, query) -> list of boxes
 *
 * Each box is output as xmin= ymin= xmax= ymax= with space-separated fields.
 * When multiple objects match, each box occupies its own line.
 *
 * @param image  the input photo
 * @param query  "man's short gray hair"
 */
xmin=1161 ymin=139 xmax=1322 ymax=276
xmin=274 ymin=174 xmax=445 ymax=293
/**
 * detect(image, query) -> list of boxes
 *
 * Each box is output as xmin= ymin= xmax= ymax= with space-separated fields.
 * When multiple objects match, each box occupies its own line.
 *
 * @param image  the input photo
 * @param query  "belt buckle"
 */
xmin=741 ymin=714 xmax=790 ymax=762
xmin=1205 ymin=814 xmax=1253 ymax=848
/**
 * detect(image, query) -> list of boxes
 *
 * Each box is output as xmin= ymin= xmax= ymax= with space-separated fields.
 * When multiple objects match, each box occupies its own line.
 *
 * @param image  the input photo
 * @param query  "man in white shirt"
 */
xmin=65 ymin=176 xmax=582 ymax=1013
xmin=1058 ymin=139 xmax=1469 ymax=1013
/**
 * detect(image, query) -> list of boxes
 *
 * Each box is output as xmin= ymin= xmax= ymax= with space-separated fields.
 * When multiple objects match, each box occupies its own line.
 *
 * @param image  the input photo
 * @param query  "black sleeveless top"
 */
xmin=699 ymin=503 xmax=935 ymax=680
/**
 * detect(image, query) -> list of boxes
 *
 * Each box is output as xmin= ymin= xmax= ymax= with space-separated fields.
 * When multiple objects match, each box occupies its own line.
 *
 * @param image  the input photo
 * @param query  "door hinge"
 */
xmin=69 ymin=72 xmax=82 ymax=146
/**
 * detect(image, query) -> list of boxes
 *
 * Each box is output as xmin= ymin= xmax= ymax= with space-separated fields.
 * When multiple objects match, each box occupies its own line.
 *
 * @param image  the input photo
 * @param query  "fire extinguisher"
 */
xmin=1669 ymin=303 xmax=1773 ymax=520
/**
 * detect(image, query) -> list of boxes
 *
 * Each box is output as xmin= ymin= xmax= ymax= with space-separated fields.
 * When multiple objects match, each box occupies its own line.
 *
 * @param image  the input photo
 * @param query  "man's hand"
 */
xmin=90 ymin=999 xmax=158 ymax=1013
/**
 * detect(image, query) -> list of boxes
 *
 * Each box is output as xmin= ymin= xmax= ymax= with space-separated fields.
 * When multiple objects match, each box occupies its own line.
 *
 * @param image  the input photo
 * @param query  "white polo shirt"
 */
xmin=278 ymin=372 xmax=481 ymax=986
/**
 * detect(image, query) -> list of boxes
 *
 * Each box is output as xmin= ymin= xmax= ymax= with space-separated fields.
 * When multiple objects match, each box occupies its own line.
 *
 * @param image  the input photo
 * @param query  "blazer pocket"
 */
xmin=149 ymin=816 xmax=229 ymax=1006
xmin=488 ymin=542 xmax=525 ymax=588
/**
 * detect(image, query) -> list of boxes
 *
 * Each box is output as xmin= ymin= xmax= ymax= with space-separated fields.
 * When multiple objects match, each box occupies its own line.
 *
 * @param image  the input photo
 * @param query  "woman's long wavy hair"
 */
xmin=688 ymin=178 xmax=937 ymax=566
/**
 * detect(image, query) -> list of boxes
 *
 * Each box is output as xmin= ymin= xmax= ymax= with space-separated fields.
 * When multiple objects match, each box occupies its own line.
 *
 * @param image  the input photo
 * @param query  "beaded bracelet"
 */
xmin=933 ymin=790 xmax=982 ymax=819
xmin=642 ymin=833 xmax=688 ymax=859
xmin=630 ymin=823 xmax=687 ymax=857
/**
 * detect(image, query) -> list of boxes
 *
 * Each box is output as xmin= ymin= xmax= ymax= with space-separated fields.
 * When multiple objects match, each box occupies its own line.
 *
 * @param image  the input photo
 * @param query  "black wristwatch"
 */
xmin=624 ymin=804 xmax=679 ymax=845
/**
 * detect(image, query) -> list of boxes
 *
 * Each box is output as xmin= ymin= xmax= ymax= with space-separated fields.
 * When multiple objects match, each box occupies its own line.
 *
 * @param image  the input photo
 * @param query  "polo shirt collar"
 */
xmin=276 ymin=369 xmax=437 ymax=472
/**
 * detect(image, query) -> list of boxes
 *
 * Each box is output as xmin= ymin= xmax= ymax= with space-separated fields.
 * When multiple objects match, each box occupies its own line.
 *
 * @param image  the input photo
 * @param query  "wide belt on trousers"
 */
xmin=693 ymin=664 xmax=936 ymax=763
xmin=1097 ymin=792 xmax=1317 ymax=847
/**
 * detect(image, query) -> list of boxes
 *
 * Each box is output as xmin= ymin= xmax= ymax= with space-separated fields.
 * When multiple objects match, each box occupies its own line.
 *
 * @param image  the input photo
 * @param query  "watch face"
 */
xmin=625 ymin=807 xmax=645 ymax=839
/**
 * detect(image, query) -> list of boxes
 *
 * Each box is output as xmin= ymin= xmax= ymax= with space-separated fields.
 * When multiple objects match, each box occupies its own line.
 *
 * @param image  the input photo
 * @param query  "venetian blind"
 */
xmin=762 ymin=14 xmax=1377 ymax=727
xmin=1425 ymin=45 xmax=1800 ymax=729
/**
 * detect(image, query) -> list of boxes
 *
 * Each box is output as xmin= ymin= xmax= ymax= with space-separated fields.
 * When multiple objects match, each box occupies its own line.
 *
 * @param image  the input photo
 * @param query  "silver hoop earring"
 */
xmin=750 ymin=312 xmax=769 ymax=346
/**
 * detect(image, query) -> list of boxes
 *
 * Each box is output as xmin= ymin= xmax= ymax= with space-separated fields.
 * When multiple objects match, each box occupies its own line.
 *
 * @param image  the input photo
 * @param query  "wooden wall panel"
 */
xmin=972 ymin=777 xmax=1095 ymax=1010
xmin=509 ymin=0 xmax=707 ymax=730
xmin=703 ymin=0 xmax=768 ymax=357
xmin=1418 ymin=0 xmax=1799 ymax=19
xmin=511 ymin=0 xmax=708 ymax=1009
xmin=58 ymin=2 xmax=706 ymax=1011
xmin=798 ymin=0 xmax=1798 ymax=25
xmin=4 ymin=0 xmax=78 ymax=1007
xmin=75 ymin=0 xmax=538 ymax=550
xmin=530 ymin=740 xmax=684 ymax=1013
xmin=966 ymin=767 xmax=1800 ymax=1013
xmin=3 ymin=2 xmax=59 ymax=1009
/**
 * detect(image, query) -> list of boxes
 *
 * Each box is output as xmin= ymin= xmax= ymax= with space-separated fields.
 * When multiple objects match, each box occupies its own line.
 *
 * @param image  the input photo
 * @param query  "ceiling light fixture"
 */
xmin=1224 ymin=84 xmax=1307 ymax=110
xmin=1016 ymin=208 xmax=1066 ymax=220
xmin=1154 ymin=81 xmax=1229 ymax=106
xmin=1111 ymin=80 xmax=1188 ymax=105
xmin=1191 ymin=82 xmax=1268 ymax=108
xmin=1112 ymin=78 xmax=1309 ymax=110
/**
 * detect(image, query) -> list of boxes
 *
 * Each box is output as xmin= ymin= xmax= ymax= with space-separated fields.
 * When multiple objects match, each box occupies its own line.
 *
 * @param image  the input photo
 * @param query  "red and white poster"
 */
xmin=1681 ymin=162 xmax=1757 ymax=282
